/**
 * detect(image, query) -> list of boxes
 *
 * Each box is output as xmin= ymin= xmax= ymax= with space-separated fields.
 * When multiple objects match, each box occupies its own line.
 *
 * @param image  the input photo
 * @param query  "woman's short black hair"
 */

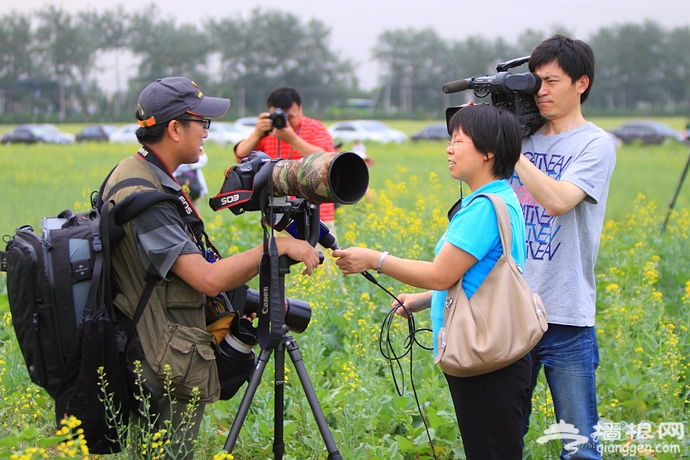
xmin=447 ymin=104 xmax=522 ymax=179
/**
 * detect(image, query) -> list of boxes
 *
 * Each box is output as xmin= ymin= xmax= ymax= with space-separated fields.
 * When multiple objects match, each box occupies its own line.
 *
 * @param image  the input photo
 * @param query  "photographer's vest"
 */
xmin=102 ymin=153 xmax=220 ymax=403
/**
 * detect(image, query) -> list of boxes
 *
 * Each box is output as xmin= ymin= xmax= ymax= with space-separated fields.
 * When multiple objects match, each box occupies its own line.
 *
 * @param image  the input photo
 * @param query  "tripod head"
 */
xmin=257 ymin=196 xmax=328 ymax=349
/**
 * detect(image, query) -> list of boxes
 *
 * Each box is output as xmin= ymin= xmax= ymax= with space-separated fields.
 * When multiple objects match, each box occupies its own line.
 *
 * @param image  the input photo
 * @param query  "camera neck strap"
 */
xmin=137 ymin=145 xmax=222 ymax=261
xmin=447 ymin=181 xmax=466 ymax=221
xmin=276 ymin=123 xmax=302 ymax=160
xmin=255 ymin=172 xmax=287 ymax=349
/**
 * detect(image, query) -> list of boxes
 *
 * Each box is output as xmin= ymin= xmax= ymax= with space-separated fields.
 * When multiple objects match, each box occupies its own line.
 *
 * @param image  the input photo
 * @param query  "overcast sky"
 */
xmin=1 ymin=0 xmax=688 ymax=90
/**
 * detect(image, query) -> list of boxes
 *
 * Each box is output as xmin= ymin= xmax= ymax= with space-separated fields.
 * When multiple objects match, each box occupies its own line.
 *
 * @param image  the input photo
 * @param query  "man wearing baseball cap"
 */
xmin=101 ymin=77 xmax=320 ymax=458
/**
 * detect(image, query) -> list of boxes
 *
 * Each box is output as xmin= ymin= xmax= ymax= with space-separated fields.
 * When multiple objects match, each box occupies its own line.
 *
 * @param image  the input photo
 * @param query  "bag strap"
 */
xmin=444 ymin=193 xmax=518 ymax=307
xmin=464 ymin=193 xmax=519 ymax=268
xmin=100 ymin=190 xmax=187 ymax=339
xmin=99 ymin=178 xmax=219 ymax=351
xmin=99 ymin=193 xmax=164 ymax=357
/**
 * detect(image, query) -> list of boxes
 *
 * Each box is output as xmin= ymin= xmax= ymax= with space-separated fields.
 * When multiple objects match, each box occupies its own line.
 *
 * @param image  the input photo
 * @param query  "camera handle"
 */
xmin=223 ymin=332 xmax=342 ymax=459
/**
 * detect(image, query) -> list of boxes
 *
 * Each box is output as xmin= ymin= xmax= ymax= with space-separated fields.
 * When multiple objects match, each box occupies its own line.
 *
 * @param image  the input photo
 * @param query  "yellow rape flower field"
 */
xmin=2 ymin=137 xmax=690 ymax=458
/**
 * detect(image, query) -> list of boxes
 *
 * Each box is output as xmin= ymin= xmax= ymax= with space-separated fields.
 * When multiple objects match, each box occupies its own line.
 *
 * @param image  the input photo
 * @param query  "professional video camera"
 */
xmin=442 ymin=56 xmax=546 ymax=137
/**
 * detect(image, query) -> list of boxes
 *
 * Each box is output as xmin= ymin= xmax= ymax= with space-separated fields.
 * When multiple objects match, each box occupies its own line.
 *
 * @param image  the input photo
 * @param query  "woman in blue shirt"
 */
xmin=333 ymin=104 xmax=530 ymax=459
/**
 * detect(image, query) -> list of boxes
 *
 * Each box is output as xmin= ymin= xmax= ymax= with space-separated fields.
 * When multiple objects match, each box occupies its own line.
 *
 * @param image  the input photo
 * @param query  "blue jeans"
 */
xmin=524 ymin=325 xmax=602 ymax=460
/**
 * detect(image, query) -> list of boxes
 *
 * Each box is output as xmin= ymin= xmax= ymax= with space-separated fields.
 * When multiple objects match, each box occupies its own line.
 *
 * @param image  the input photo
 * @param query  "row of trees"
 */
xmin=1 ymin=5 xmax=689 ymax=122
xmin=372 ymin=21 xmax=690 ymax=116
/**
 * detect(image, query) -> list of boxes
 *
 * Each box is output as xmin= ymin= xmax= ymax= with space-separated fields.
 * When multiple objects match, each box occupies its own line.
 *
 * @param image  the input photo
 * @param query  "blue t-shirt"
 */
xmin=430 ymin=179 xmax=526 ymax=357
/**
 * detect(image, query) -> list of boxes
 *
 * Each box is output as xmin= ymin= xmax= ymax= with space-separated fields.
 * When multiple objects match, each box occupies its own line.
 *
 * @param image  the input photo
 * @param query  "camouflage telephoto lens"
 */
xmin=271 ymin=151 xmax=369 ymax=204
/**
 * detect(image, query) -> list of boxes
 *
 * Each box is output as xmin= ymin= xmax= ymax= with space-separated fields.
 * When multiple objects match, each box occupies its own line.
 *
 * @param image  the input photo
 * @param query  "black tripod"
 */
xmin=223 ymin=212 xmax=342 ymax=459
xmin=223 ymin=327 xmax=342 ymax=459
xmin=662 ymin=147 xmax=690 ymax=233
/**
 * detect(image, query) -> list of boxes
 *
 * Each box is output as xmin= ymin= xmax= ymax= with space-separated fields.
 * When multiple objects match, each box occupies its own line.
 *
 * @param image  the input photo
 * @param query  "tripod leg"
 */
xmin=223 ymin=347 xmax=272 ymax=453
xmin=284 ymin=336 xmax=343 ymax=460
xmin=274 ymin=342 xmax=285 ymax=459
xmin=662 ymin=150 xmax=690 ymax=233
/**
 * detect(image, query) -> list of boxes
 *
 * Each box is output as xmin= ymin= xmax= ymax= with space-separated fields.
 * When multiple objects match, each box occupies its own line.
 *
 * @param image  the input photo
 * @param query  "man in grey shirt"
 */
xmin=509 ymin=35 xmax=616 ymax=459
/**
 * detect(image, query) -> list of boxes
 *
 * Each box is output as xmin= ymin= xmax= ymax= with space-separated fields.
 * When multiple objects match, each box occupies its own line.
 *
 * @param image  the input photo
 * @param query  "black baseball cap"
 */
xmin=136 ymin=76 xmax=230 ymax=128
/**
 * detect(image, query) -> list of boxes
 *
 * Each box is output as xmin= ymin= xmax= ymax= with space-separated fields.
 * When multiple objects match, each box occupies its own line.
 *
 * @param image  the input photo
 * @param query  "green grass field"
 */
xmin=1 ymin=121 xmax=690 ymax=459
xmin=1 ymin=119 xmax=689 ymax=236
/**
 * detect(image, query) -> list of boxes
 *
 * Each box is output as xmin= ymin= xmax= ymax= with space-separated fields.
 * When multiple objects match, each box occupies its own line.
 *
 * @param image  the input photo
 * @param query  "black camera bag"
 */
xmin=0 ymin=179 xmax=186 ymax=454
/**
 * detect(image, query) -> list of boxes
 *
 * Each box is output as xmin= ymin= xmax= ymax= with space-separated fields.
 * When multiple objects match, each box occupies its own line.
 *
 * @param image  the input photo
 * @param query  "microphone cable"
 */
xmin=360 ymin=271 xmax=438 ymax=460
xmin=322 ymin=224 xmax=438 ymax=458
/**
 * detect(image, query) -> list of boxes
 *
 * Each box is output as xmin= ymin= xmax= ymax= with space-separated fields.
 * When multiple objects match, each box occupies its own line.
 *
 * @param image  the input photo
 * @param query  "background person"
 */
xmin=173 ymin=146 xmax=208 ymax=209
xmin=509 ymin=35 xmax=617 ymax=459
xmin=233 ymin=86 xmax=337 ymax=233
xmin=333 ymin=104 xmax=530 ymax=460
xmin=102 ymin=77 xmax=320 ymax=459
xmin=351 ymin=139 xmax=367 ymax=159
xmin=351 ymin=139 xmax=375 ymax=200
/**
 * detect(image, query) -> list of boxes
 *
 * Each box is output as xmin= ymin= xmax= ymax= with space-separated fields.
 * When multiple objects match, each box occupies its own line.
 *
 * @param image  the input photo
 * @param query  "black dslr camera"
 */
xmin=442 ymin=56 xmax=546 ymax=137
xmin=268 ymin=108 xmax=288 ymax=130
xmin=228 ymin=284 xmax=311 ymax=335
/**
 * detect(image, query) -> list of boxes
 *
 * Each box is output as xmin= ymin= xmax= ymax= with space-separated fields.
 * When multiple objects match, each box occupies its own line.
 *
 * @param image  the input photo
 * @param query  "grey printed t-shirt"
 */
xmin=132 ymin=162 xmax=201 ymax=280
xmin=509 ymin=122 xmax=616 ymax=326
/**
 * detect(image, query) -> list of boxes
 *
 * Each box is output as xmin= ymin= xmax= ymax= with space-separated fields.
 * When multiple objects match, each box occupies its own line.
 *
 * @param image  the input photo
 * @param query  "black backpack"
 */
xmin=0 ymin=179 xmax=187 ymax=453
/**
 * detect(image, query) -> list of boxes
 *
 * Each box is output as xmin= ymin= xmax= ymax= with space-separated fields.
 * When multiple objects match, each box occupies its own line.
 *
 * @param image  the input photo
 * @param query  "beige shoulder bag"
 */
xmin=434 ymin=193 xmax=548 ymax=378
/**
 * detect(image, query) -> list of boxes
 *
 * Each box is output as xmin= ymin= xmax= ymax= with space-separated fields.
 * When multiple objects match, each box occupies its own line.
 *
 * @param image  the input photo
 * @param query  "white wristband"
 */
xmin=377 ymin=251 xmax=389 ymax=274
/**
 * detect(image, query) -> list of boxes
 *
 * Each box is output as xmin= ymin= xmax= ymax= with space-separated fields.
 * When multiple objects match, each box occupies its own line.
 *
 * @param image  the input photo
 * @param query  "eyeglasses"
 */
xmin=178 ymin=117 xmax=211 ymax=129
xmin=447 ymin=138 xmax=473 ymax=148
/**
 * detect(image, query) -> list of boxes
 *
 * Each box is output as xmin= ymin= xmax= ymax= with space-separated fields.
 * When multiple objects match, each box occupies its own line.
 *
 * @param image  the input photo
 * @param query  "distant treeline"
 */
xmin=0 ymin=5 xmax=688 ymax=122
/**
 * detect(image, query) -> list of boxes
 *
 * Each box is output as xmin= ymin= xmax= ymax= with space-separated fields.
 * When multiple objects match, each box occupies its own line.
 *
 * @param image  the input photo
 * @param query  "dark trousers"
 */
xmin=444 ymin=353 xmax=533 ymax=460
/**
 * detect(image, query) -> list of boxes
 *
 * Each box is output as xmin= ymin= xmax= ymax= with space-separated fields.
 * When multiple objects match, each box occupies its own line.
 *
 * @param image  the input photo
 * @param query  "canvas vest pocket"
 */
xmin=165 ymin=277 xmax=204 ymax=309
xmin=152 ymin=322 xmax=220 ymax=403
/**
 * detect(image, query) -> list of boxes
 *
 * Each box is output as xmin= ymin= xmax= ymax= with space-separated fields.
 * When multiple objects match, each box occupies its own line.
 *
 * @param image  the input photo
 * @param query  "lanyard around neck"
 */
xmin=137 ymin=145 xmax=201 ymax=220
xmin=276 ymin=122 xmax=302 ymax=160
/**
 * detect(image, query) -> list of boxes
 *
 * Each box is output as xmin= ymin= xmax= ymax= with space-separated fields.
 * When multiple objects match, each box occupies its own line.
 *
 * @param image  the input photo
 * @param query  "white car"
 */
xmin=234 ymin=117 xmax=259 ymax=132
xmin=108 ymin=124 xmax=141 ymax=144
xmin=206 ymin=122 xmax=249 ymax=146
xmin=328 ymin=120 xmax=407 ymax=144
xmin=35 ymin=124 xmax=75 ymax=144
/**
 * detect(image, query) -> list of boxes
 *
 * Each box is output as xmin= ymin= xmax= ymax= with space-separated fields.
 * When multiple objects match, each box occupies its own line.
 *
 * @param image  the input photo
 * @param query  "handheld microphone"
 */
xmin=284 ymin=219 xmax=341 ymax=250
xmin=315 ymin=222 xmax=341 ymax=250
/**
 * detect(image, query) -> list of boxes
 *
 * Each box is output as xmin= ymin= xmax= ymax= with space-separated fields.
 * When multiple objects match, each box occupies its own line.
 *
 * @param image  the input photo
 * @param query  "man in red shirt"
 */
xmin=234 ymin=86 xmax=336 ymax=225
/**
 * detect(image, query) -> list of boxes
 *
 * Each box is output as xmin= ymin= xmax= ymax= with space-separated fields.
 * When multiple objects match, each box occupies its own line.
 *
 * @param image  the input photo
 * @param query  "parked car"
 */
xmin=234 ymin=117 xmax=259 ymax=131
xmin=328 ymin=120 xmax=408 ymax=144
xmin=75 ymin=124 xmax=118 ymax=142
xmin=606 ymin=131 xmax=623 ymax=150
xmin=1 ymin=125 xmax=43 ymax=144
xmin=1 ymin=124 xmax=75 ymax=144
xmin=206 ymin=122 xmax=248 ymax=146
xmin=609 ymin=120 xmax=683 ymax=145
xmin=38 ymin=124 xmax=76 ymax=144
xmin=410 ymin=122 xmax=450 ymax=141
xmin=108 ymin=124 xmax=140 ymax=144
